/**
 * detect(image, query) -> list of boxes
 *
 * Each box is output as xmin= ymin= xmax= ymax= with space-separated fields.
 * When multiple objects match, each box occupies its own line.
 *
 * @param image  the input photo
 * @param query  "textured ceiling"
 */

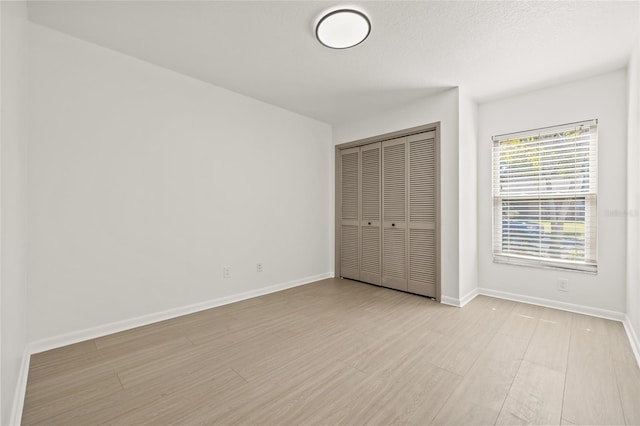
xmin=28 ymin=1 xmax=640 ymax=125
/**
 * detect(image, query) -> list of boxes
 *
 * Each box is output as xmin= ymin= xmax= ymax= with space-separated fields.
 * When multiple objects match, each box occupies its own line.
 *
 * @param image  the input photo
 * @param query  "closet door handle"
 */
xmin=368 ymin=222 xmax=371 ymax=225
xmin=392 ymin=223 xmax=395 ymax=227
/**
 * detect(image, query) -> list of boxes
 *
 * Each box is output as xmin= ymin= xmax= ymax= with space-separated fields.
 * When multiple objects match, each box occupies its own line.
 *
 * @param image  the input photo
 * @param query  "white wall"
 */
xmin=27 ymin=24 xmax=332 ymax=342
xmin=478 ymin=70 xmax=628 ymax=314
xmin=627 ymin=40 xmax=640 ymax=349
xmin=333 ymin=89 xmax=462 ymax=302
xmin=458 ymin=89 xmax=479 ymax=301
xmin=1 ymin=1 xmax=29 ymax=424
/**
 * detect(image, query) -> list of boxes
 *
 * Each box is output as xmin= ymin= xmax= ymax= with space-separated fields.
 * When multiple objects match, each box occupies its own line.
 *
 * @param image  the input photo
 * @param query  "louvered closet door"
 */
xmin=340 ymin=147 xmax=360 ymax=280
xmin=408 ymin=132 xmax=437 ymax=297
xmin=382 ymin=137 xmax=408 ymax=291
xmin=359 ymin=143 xmax=382 ymax=285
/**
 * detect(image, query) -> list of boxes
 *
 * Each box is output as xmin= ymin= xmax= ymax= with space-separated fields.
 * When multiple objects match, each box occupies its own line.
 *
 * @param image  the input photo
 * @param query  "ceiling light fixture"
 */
xmin=316 ymin=9 xmax=371 ymax=49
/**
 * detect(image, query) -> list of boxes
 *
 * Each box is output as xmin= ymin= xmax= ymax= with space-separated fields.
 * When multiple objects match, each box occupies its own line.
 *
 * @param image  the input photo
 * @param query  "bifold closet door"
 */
xmin=338 ymin=129 xmax=438 ymax=298
xmin=359 ymin=143 xmax=382 ymax=285
xmin=408 ymin=132 xmax=438 ymax=297
xmin=382 ymin=137 xmax=408 ymax=291
xmin=340 ymin=147 xmax=360 ymax=281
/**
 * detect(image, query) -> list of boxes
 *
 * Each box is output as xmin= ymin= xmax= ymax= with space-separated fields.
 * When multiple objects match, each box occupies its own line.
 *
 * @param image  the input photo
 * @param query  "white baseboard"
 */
xmin=459 ymin=288 xmax=479 ymax=307
xmin=9 ymin=348 xmax=31 ymax=426
xmin=623 ymin=315 xmax=640 ymax=368
xmin=440 ymin=295 xmax=460 ymax=307
xmin=477 ymin=287 xmax=625 ymax=321
xmin=440 ymin=288 xmax=479 ymax=308
xmin=29 ymin=272 xmax=332 ymax=355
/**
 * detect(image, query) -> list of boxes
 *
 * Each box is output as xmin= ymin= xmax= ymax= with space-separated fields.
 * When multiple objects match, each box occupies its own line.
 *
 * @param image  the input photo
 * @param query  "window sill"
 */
xmin=493 ymin=254 xmax=597 ymax=274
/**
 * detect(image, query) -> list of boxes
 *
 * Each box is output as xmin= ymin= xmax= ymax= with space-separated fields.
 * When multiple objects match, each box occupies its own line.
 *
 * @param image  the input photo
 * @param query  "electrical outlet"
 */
xmin=223 ymin=266 xmax=231 ymax=279
xmin=558 ymin=278 xmax=569 ymax=292
xmin=256 ymin=263 xmax=263 ymax=273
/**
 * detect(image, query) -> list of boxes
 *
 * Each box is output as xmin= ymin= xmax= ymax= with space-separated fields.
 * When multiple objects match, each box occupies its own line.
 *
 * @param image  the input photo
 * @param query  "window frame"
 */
xmin=491 ymin=119 xmax=598 ymax=274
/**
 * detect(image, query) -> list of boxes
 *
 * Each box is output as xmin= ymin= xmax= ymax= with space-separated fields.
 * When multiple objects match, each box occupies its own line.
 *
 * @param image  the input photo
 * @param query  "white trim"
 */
xmin=440 ymin=295 xmax=461 ymax=307
xmin=459 ymin=288 xmax=479 ymax=307
xmin=29 ymin=273 xmax=331 ymax=355
xmin=440 ymin=288 xmax=480 ymax=308
xmin=9 ymin=348 xmax=31 ymax=426
xmin=623 ymin=315 xmax=640 ymax=368
xmin=477 ymin=287 xmax=625 ymax=321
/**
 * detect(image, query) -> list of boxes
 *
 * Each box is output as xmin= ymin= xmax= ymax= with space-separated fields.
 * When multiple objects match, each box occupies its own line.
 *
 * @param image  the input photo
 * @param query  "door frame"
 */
xmin=334 ymin=122 xmax=442 ymax=302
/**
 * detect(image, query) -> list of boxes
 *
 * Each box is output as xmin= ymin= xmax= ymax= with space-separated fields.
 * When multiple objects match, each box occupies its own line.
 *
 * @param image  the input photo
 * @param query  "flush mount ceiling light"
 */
xmin=316 ymin=9 xmax=371 ymax=49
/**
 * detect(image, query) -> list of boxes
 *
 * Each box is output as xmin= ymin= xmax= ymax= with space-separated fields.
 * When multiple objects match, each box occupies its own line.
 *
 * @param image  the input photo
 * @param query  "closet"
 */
xmin=337 ymin=128 xmax=439 ymax=299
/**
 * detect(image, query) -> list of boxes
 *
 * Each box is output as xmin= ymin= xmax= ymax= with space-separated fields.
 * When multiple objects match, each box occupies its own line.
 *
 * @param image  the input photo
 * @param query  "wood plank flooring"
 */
xmin=22 ymin=278 xmax=640 ymax=425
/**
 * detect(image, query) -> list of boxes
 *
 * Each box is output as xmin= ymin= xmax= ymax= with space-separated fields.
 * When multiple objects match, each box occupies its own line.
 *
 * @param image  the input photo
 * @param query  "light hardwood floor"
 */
xmin=22 ymin=278 xmax=640 ymax=425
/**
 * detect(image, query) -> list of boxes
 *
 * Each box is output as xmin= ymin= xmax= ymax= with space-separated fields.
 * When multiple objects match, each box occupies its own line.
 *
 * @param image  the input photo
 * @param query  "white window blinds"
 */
xmin=492 ymin=119 xmax=598 ymax=273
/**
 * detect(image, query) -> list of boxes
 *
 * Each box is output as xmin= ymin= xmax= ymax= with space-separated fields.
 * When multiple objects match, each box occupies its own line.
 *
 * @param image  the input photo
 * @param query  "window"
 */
xmin=492 ymin=119 xmax=598 ymax=273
